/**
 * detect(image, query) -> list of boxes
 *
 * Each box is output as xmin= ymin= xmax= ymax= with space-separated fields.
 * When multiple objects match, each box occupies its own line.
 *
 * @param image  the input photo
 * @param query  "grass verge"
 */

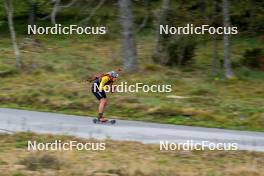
xmin=0 ymin=132 xmax=263 ymax=176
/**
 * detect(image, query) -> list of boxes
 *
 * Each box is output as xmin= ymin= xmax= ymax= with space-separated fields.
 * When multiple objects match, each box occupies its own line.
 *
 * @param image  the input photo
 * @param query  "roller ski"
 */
xmin=93 ymin=117 xmax=116 ymax=124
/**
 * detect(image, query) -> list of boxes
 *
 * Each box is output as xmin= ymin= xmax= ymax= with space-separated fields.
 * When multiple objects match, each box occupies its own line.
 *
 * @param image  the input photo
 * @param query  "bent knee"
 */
xmin=100 ymin=99 xmax=107 ymax=105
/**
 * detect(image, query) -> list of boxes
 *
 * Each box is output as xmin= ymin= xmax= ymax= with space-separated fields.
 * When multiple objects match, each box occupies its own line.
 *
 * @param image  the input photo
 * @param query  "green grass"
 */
xmin=0 ymin=34 xmax=264 ymax=131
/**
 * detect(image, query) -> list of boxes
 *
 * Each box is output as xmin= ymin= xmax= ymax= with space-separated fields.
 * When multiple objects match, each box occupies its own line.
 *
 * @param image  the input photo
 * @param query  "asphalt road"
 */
xmin=0 ymin=108 xmax=263 ymax=151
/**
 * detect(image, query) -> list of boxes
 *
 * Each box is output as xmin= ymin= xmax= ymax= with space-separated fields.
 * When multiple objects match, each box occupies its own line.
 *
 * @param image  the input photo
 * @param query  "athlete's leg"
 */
xmin=98 ymin=98 xmax=107 ymax=114
xmin=98 ymin=98 xmax=107 ymax=121
xmin=91 ymin=85 xmax=108 ymax=121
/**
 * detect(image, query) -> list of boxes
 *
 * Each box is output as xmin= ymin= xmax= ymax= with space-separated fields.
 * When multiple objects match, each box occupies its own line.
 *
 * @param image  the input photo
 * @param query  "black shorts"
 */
xmin=91 ymin=83 xmax=106 ymax=100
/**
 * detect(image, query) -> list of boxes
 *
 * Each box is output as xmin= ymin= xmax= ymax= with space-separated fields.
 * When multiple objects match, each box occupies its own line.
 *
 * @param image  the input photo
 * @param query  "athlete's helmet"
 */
xmin=109 ymin=71 xmax=119 ymax=78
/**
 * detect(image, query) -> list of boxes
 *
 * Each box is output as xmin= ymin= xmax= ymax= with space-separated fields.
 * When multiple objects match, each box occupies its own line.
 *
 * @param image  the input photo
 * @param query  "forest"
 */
xmin=0 ymin=0 xmax=264 ymax=131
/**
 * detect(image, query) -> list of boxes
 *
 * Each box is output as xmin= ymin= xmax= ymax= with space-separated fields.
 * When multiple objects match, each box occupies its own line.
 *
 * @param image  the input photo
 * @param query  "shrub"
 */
xmin=19 ymin=154 xmax=61 ymax=171
xmin=144 ymin=64 xmax=162 ymax=71
xmin=166 ymin=38 xmax=196 ymax=66
xmin=190 ymin=85 xmax=215 ymax=96
xmin=242 ymin=48 xmax=263 ymax=69
xmin=0 ymin=159 xmax=8 ymax=165
xmin=0 ymin=68 xmax=18 ymax=78
xmin=12 ymin=172 xmax=26 ymax=176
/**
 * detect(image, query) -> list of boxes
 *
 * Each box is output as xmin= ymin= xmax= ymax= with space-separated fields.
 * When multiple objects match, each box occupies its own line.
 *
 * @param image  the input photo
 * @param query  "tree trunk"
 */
xmin=249 ymin=0 xmax=257 ymax=35
xmin=223 ymin=0 xmax=234 ymax=79
xmin=210 ymin=1 xmax=219 ymax=76
xmin=152 ymin=0 xmax=171 ymax=64
xmin=28 ymin=0 xmax=37 ymax=26
xmin=4 ymin=0 xmax=21 ymax=69
xmin=211 ymin=34 xmax=218 ymax=75
xmin=137 ymin=0 xmax=150 ymax=32
xmin=51 ymin=0 xmax=61 ymax=25
xmin=79 ymin=0 xmax=106 ymax=25
xmin=118 ymin=0 xmax=138 ymax=72
xmin=40 ymin=0 xmax=76 ymax=23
